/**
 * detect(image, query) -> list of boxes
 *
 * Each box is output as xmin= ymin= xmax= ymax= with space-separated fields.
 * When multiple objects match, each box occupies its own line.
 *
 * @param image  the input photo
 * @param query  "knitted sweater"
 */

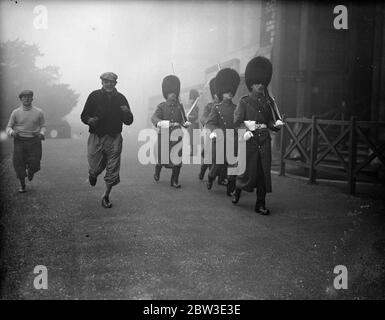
xmin=6 ymin=105 xmax=46 ymax=138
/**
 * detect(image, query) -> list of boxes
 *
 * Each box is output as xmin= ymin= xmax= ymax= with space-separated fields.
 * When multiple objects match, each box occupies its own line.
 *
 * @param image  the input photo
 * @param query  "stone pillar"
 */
xmin=296 ymin=1 xmax=312 ymax=118
xmin=370 ymin=3 xmax=385 ymax=121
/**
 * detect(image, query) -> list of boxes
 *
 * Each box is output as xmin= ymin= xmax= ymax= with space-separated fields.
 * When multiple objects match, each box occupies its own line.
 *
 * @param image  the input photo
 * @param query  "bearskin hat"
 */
xmin=209 ymin=77 xmax=216 ymax=100
xmin=162 ymin=75 xmax=181 ymax=99
xmin=215 ymin=68 xmax=240 ymax=101
xmin=245 ymin=56 xmax=273 ymax=91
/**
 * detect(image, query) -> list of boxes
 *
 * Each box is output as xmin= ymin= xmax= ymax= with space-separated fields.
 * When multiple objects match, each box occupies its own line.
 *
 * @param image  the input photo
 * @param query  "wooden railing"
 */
xmin=279 ymin=116 xmax=385 ymax=194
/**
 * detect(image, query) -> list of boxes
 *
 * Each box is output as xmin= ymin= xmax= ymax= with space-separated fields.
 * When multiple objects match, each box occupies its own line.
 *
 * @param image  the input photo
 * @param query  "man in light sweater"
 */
xmin=6 ymin=90 xmax=46 ymax=193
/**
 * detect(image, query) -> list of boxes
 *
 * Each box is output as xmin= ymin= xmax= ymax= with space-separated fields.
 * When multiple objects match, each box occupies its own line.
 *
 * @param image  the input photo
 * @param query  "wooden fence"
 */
xmin=279 ymin=116 xmax=385 ymax=194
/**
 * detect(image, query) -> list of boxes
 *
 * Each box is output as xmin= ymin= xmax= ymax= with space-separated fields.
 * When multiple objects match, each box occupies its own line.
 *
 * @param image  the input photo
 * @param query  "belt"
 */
xmin=244 ymin=121 xmax=267 ymax=131
xmin=254 ymin=123 xmax=267 ymax=130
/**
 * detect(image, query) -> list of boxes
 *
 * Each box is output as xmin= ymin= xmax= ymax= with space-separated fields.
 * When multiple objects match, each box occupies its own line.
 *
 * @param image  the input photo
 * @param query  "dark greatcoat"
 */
xmin=199 ymin=101 xmax=226 ymax=182
xmin=233 ymin=93 xmax=280 ymax=193
xmin=206 ymin=99 xmax=238 ymax=179
xmin=151 ymin=100 xmax=187 ymax=168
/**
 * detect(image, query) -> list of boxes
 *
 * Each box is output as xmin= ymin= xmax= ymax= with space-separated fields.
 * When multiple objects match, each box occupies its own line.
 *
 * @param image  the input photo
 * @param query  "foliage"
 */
xmin=0 ymin=39 xmax=79 ymax=128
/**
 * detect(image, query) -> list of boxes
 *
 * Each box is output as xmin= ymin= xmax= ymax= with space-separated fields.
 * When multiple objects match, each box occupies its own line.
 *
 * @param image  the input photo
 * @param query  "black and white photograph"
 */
xmin=0 ymin=0 xmax=384 ymax=304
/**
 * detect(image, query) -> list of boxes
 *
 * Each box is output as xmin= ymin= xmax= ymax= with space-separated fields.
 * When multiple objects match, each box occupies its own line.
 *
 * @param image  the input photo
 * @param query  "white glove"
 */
xmin=274 ymin=119 xmax=284 ymax=128
xmin=209 ymin=132 xmax=217 ymax=140
xmin=157 ymin=120 xmax=170 ymax=128
xmin=244 ymin=131 xmax=254 ymax=141
xmin=184 ymin=121 xmax=192 ymax=127
xmin=244 ymin=120 xmax=256 ymax=131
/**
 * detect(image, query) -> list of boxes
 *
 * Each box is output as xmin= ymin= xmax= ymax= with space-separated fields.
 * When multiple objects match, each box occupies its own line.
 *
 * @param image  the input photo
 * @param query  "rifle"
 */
xmin=186 ymin=97 xmax=200 ymax=118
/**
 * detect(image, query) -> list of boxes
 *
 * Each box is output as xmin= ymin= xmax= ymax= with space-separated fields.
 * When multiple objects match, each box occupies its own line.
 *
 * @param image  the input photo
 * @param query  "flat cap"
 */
xmin=100 ymin=72 xmax=118 ymax=81
xmin=18 ymin=90 xmax=34 ymax=98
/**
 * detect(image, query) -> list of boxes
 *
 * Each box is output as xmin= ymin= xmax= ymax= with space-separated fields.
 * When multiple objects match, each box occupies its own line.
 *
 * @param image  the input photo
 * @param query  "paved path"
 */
xmin=0 ymin=137 xmax=384 ymax=299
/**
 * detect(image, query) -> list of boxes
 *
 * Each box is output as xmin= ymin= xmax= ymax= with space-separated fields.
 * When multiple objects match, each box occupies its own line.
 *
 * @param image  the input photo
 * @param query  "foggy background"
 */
xmin=0 ymin=0 xmax=263 ymax=138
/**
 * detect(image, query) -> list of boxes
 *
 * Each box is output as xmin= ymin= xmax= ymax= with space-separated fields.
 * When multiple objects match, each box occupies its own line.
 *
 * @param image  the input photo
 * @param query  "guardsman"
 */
xmin=232 ymin=56 xmax=284 ymax=215
xmin=199 ymin=77 xmax=217 ymax=181
xmin=152 ymin=75 xmax=191 ymax=188
xmin=206 ymin=68 xmax=240 ymax=196
xmin=6 ymin=90 xmax=46 ymax=193
xmin=81 ymin=72 xmax=134 ymax=208
xmin=198 ymin=77 xmax=227 ymax=185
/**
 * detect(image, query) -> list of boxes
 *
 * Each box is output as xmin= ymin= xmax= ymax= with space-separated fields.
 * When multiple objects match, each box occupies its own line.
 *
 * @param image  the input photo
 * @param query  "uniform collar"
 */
xmin=165 ymin=99 xmax=179 ymax=107
xmin=250 ymin=91 xmax=265 ymax=101
xmin=220 ymin=98 xmax=233 ymax=106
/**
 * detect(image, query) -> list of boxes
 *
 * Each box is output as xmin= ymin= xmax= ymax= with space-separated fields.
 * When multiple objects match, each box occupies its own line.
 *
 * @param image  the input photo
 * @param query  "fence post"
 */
xmin=309 ymin=116 xmax=317 ymax=183
xmin=340 ymin=113 xmax=345 ymax=136
xmin=348 ymin=117 xmax=357 ymax=194
xmin=279 ymin=117 xmax=286 ymax=176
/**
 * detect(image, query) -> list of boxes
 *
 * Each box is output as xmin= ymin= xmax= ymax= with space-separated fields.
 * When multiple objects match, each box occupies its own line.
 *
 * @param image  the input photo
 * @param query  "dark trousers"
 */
xmin=206 ymin=138 xmax=230 ymax=183
xmin=208 ymin=163 xmax=225 ymax=181
xmin=200 ymin=149 xmax=227 ymax=183
xmin=155 ymin=164 xmax=181 ymax=184
xmin=13 ymin=136 xmax=42 ymax=179
xmin=256 ymin=153 xmax=266 ymax=204
xmin=200 ymin=148 xmax=209 ymax=175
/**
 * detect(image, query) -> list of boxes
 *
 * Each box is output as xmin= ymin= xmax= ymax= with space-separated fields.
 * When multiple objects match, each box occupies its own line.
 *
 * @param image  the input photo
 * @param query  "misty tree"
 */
xmin=0 ymin=39 xmax=79 ymax=136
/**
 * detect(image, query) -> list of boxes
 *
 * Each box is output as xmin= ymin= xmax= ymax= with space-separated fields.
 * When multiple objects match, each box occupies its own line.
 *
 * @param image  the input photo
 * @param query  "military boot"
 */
xmin=171 ymin=166 xmax=181 ymax=188
xmin=226 ymin=180 xmax=236 ymax=196
xmin=232 ymin=188 xmax=242 ymax=204
xmin=254 ymin=200 xmax=270 ymax=215
xmin=154 ymin=164 xmax=161 ymax=182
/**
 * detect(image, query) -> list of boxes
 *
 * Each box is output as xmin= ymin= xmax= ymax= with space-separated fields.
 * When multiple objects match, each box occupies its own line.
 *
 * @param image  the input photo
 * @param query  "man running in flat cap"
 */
xmin=232 ymin=56 xmax=284 ymax=215
xmin=206 ymin=68 xmax=240 ymax=196
xmin=6 ymin=90 xmax=46 ymax=193
xmin=81 ymin=72 xmax=134 ymax=208
xmin=152 ymin=75 xmax=191 ymax=188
